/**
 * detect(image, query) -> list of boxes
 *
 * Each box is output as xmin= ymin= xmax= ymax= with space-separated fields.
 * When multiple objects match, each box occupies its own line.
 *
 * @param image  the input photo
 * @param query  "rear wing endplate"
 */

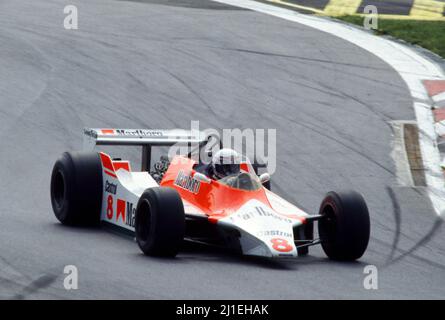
xmin=83 ymin=128 xmax=209 ymax=171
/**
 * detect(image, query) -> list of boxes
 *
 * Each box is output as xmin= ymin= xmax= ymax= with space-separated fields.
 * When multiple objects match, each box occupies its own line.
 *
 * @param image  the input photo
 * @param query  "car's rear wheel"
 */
xmin=135 ymin=187 xmax=185 ymax=257
xmin=50 ymin=152 xmax=103 ymax=226
xmin=318 ymin=191 xmax=370 ymax=261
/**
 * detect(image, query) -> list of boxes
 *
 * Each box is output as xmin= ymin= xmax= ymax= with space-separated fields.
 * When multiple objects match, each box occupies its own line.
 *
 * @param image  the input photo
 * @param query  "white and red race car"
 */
xmin=50 ymin=128 xmax=370 ymax=260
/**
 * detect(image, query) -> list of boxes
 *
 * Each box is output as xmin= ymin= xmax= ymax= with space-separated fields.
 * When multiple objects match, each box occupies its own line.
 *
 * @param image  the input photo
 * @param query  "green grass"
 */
xmin=337 ymin=16 xmax=445 ymax=59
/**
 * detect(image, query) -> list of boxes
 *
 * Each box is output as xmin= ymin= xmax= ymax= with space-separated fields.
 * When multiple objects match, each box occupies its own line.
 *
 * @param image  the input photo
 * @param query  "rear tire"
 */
xmin=50 ymin=152 xmax=103 ymax=226
xmin=318 ymin=191 xmax=370 ymax=261
xmin=135 ymin=187 xmax=185 ymax=257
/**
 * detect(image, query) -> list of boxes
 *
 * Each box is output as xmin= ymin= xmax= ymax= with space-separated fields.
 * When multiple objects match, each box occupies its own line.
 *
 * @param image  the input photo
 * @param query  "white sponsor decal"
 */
xmin=174 ymin=170 xmax=201 ymax=194
xmin=115 ymin=129 xmax=164 ymax=137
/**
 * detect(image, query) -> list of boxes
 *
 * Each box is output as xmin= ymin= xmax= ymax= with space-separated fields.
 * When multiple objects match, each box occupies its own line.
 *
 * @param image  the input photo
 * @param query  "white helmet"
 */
xmin=211 ymin=149 xmax=241 ymax=179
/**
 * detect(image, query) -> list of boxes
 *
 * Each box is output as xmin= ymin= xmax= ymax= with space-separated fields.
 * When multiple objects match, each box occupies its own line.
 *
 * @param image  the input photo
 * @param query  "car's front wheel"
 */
xmin=135 ymin=187 xmax=185 ymax=257
xmin=318 ymin=191 xmax=370 ymax=261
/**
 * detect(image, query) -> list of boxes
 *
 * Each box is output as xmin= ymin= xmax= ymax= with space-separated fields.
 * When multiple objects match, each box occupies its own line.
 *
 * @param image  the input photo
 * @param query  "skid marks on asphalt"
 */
xmin=0 ymin=256 xmax=61 ymax=299
xmin=386 ymin=122 xmax=445 ymax=267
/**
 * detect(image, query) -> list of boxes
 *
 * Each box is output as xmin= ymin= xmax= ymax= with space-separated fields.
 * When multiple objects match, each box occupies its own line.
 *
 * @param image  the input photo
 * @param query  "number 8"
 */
xmin=271 ymin=238 xmax=293 ymax=252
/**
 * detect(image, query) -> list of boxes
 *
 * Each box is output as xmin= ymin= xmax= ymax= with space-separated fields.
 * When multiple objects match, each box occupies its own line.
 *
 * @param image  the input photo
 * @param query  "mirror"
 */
xmin=194 ymin=172 xmax=212 ymax=184
xmin=259 ymin=173 xmax=270 ymax=184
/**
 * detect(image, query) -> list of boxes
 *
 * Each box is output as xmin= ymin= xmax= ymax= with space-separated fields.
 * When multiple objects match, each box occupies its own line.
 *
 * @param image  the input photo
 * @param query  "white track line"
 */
xmin=433 ymin=92 xmax=445 ymax=104
xmin=213 ymin=0 xmax=445 ymax=218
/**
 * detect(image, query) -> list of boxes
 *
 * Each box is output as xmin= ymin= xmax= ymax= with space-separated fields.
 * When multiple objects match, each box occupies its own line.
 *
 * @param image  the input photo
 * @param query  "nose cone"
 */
xmin=218 ymin=199 xmax=299 ymax=258
xmin=242 ymin=239 xmax=298 ymax=258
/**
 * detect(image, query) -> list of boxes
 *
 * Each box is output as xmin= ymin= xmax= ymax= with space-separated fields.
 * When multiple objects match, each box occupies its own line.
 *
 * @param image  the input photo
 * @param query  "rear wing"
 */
xmin=83 ymin=128 xmax=209 ymax=171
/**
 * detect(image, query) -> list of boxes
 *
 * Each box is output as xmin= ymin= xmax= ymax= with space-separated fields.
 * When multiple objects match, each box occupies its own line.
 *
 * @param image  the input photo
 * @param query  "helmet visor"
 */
xmin=219 ymin=163 xmax=240 ymax=176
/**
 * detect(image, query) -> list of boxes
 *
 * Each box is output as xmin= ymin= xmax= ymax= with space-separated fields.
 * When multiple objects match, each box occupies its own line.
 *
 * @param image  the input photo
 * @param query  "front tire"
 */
xmin=318 ymin=191 xmax=370 ymax=261
xmin=135 ymin=187 xmax=185 ymax=257
xmin=50 ymin=152 xmax=103 ymax=226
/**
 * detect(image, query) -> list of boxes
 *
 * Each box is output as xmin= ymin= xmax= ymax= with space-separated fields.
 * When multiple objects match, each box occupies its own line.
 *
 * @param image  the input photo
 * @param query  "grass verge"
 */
xmin=337 ymin=16 xmax=445 ymax=59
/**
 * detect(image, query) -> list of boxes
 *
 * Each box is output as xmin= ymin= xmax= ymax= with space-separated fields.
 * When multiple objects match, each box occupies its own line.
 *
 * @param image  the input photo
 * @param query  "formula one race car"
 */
xmin=50 ymin=128 xmax=370 ymax=260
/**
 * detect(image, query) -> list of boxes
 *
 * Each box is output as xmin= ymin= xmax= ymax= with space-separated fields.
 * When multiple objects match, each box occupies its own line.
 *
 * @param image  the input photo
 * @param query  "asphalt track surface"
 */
xmin=0 ymin=0 xmax=444 ymax=299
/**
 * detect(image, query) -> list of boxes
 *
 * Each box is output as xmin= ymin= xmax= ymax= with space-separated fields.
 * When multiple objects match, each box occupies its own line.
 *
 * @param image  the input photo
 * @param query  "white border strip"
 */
xmin=433 ymin=92 xmax=445 ymax=104
xmin=213 ymin=0 xmax=445 ymax=217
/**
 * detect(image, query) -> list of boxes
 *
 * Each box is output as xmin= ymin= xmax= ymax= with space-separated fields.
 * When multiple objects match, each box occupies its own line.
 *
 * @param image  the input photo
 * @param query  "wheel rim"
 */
xmin=319 ymin=205 xmax=337 ymax=243
xmin=53 ymin=170 xmax=66 ymax=210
